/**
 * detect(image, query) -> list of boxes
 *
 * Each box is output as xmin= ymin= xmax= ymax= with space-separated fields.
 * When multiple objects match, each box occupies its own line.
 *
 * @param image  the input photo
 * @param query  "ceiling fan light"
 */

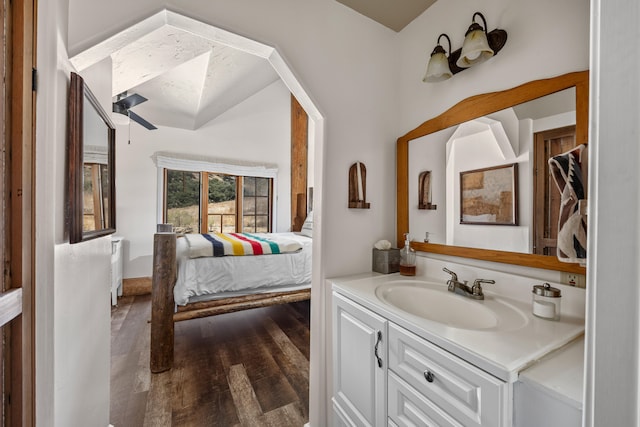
xmin=456 ymin=21 xmax=494 ymax=68
xmin=423 ymin=48 xmax=452 ymax=82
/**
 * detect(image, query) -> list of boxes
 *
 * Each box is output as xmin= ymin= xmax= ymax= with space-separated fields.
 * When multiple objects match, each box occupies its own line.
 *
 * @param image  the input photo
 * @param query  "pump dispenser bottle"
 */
xmin=400 ymin=233 xmax=416 ymax=276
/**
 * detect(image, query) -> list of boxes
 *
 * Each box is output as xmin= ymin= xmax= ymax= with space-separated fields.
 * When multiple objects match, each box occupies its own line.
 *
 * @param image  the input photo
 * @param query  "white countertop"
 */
xmin=330 ymin=272 xmax=585 ymax=383
xmin=518 ymin=336 xmax=585 ymax=408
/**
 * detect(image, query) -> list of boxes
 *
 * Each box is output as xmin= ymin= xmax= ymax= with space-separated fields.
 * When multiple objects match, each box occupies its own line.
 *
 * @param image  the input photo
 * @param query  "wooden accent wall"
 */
xmin=291 ymin=95 xmax=308 ymax=231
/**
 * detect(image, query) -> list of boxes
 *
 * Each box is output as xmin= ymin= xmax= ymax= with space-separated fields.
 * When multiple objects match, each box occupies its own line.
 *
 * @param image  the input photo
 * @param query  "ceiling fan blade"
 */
xmin=128 ymin=110 xmax=157 ymax=130
xmin=112 ymin=102 xmax=128 ymax=116
xmin=114 ymin=93 xmax=148 ymax=110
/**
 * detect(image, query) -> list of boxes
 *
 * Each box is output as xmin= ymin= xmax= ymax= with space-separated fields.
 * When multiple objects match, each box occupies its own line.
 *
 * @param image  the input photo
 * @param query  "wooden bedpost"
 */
xmin=150 ymin=232 xmax=176 ymax=373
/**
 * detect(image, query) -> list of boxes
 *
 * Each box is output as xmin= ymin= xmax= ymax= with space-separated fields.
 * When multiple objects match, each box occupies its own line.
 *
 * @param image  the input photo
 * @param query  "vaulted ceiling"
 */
xmin=71 ymin=19 xmax=279 ymax=130
xmin=110 ymin=26 xmax=280 ymax=130
xmin=70 ymin=2 xmax=433 ymax=131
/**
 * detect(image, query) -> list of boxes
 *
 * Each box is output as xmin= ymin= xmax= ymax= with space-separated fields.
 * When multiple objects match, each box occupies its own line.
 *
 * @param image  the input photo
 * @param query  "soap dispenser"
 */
xmin=400 ymin=233 xmax=416 ymax=276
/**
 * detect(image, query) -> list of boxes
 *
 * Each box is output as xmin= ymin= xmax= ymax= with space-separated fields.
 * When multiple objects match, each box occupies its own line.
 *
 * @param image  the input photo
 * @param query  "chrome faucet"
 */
xmin=442 ymin=268 xmax=495 ymax=300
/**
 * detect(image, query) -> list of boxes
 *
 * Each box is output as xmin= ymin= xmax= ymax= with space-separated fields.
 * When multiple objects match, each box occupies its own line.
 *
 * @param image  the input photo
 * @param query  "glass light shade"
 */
xmin=423 ymin=50 xmax=452 ymax=82
xmin=456 ymin=26 xmax=494 ymax=68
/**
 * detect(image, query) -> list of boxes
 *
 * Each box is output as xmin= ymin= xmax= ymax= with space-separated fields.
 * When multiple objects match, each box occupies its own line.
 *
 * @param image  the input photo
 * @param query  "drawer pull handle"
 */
xmin=424 ymin=370 xmax=434 ymax=383
xmin=374 ymin=330 xmax=383 ymax=368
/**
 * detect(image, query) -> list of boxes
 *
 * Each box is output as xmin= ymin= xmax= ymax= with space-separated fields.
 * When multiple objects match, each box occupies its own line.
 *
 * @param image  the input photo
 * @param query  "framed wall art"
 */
xmin=460 ymin=163 xmax=518 ymax=225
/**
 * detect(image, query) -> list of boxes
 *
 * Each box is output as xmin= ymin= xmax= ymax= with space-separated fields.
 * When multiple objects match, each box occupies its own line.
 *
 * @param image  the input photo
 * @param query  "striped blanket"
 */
xmin=183 ymin=232 xmax=303 ymax=259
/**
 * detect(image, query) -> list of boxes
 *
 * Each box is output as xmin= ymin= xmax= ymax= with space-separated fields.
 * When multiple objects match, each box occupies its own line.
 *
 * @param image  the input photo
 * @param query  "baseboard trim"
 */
xmin=122 ymin=277 xmax=151 ymax=296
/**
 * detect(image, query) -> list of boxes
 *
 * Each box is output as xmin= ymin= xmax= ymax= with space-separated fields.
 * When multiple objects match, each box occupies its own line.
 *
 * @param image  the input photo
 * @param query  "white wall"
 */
xmin=116 ymin=79 xmax=291 ymax=279
xmin=36 ymin=1 xmax=111 ymax=426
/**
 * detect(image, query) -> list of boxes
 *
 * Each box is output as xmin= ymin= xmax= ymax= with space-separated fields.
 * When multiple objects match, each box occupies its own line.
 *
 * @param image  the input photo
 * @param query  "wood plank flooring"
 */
xmin=110 ymin=295 xmax=310 ymax=427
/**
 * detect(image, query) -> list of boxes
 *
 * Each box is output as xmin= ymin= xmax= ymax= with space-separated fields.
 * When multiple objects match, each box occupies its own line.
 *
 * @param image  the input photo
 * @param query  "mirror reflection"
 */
xmin=68 ymin=71 xmax=116 ymax=244
xmin=82 ymin=94 xmax=112 ymax=232
xmin=397 ymin=71 xmax=588 ymax=273
xmin=408 ymin=88 xmax=576 ymax=254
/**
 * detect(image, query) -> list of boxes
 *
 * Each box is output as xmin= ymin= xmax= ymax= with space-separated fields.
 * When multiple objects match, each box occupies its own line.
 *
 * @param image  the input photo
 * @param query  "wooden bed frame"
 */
xmin=150 ymin=232 xmax=311 ymax=373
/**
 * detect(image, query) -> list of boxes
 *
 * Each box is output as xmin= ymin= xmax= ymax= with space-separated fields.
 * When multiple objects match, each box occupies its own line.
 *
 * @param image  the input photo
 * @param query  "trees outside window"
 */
xmin=165 ymin=169 xmax=272 ymax=234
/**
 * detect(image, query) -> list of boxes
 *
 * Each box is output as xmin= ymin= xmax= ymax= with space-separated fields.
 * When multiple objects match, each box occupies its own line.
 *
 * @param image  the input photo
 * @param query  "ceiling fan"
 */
xmin=112 ymin=92 xmax=157 ymax=130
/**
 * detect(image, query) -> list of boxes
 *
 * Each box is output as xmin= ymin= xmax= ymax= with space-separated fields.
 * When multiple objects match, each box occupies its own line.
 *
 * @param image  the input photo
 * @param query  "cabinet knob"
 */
xmin=424 ymin=370 xmax=434 ymax=383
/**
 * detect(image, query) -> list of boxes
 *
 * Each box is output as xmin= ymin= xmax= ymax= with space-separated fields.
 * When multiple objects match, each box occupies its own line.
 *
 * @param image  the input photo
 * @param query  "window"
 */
xmin=83 ymin=163 xmax=110 ymax=230
xmin=207 ymin=173 xmax=237 ymax=233
xmin=243 ymin=176 xmax=272 ymax=233
xmin=165 ymin=170 xmax=201 ymax=234
xmin=164 ymin=169 xmax=273 ymax=234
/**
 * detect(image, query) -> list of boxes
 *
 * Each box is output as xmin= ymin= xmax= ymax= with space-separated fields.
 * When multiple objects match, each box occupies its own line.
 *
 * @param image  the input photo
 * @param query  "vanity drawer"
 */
xmin=389 ymin=371 xmax=461 ymax=427
xmin=388 ymin=323 xmax=508 ymax=427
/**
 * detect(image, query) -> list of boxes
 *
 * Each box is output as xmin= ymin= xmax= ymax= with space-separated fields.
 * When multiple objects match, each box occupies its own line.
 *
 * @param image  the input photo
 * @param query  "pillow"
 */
xmin=299 ymin=211 xmax=313 ymax=237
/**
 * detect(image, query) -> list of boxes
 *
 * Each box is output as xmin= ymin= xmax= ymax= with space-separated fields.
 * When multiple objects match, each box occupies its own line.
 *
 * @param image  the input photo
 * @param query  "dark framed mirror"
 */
xmin=397 ymin=71 xmax=588 ymax=274
xmin=68 ymin=71 xmax=116 ymax=243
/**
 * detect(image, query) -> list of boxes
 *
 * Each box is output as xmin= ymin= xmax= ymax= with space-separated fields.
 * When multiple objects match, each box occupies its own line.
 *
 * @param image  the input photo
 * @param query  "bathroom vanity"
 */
xmin=330 ymin=263 xmax=585 ymax=427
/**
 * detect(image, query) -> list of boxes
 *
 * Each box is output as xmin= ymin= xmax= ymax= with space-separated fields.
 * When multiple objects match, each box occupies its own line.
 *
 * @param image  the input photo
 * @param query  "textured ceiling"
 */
xmin=71 ymin=19 xmax=279 ymax=130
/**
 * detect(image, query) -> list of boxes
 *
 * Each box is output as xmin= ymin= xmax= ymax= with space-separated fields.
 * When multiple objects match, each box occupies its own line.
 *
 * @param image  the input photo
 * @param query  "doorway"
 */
xmin=532 ymin=125 xmax=576 ymax=256
xmin=69 ymin=9 xmax=325 ymax=426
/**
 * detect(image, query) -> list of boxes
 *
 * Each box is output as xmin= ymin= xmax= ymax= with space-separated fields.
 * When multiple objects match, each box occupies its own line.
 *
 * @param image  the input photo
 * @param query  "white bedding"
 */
xmin=174 ymin=232 xmax=312 ymax=305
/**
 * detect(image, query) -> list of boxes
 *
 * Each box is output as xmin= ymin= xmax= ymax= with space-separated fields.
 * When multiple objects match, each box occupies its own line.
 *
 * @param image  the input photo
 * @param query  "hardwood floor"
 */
xmin=110 ymin=295 xmax=310 ymax=426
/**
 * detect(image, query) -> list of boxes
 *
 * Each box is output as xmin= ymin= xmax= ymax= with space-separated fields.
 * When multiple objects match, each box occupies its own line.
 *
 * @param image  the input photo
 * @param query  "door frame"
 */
xmin=532 ymin=125 xmax=577 ymax=256
xmin=1 ymin=0 xmax=36 ymax=424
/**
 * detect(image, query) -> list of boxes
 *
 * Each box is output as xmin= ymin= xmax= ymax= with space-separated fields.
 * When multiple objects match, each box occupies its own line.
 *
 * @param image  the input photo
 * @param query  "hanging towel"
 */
xmin=548 ymin=144 xmax=587 ymax=263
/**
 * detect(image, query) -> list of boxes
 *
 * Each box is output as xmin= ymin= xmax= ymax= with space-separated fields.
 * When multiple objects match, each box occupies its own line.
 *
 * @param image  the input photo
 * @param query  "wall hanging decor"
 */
xmin=348 ymin=161 xmax=370 ymax=209
xmin=418 ymin=171 xmax=437 ymax=210
xmin=460 ymin=163 xmax=518 ymax=225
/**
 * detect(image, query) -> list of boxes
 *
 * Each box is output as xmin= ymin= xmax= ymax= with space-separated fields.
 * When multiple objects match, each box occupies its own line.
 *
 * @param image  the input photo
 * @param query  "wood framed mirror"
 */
xmin=68 ymin=71 xmax=116 ymax=243
xmin=397 ymin=71 xmax=588 ymax=274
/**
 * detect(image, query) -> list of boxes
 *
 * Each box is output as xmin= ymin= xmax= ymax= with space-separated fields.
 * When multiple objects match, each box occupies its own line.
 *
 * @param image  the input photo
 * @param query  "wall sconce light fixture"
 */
xmin=423 ymin=12 xmax=507 ymax=83
xmin=423 ymin=34 xmax=454 ymax=82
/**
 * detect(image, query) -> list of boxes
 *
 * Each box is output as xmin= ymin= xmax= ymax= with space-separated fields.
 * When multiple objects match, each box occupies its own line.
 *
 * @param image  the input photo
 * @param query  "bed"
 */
xmin=150 ymin=230 xmax=313 ymax=373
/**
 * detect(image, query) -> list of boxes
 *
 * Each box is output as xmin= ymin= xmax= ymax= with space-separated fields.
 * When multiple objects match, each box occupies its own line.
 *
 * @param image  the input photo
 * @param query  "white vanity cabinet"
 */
xmin=333 ymin=290 xmax=510 ymax=427
xmin=332 ymin=292 xmax=387 ymax=427
xmin=330 ymin=270 xmax=585 ymax=427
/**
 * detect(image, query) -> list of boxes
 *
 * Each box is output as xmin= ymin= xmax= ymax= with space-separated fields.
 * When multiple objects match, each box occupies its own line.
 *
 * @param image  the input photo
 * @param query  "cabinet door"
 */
xmin=333 ymin=292 xmax=387 ymax=427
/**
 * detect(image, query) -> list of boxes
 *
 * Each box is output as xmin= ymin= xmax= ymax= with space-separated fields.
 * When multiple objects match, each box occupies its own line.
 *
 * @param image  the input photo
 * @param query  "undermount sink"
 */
xmin=375 ymin=280 xmax=529 ymax=332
